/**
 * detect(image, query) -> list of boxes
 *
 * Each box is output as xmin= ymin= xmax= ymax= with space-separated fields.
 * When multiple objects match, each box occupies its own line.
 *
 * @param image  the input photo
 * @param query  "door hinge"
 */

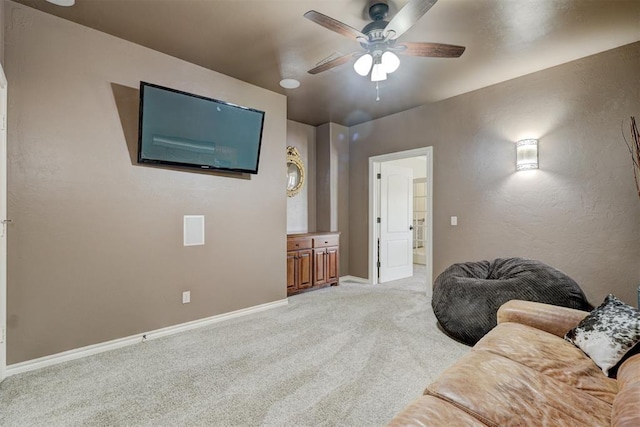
xmin=376 ymin=217 xmax=381 ymax=223
xmin=0 ymin=327 xmax=4 ymax=344
xmin=377 ymin=173 xmax=381 ymax=179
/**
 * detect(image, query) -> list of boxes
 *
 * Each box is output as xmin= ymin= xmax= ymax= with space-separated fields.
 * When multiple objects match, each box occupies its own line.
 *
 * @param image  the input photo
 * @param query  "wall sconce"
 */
xmin=516 ymin=139 xmax=539 ymax=171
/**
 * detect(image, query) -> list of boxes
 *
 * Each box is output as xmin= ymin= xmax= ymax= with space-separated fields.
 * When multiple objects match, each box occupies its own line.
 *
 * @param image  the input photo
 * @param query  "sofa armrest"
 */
xmin=613 ymin=354 xmax=640 ymax=427
xmin=497 ymin=300 xmax=589 ymax=338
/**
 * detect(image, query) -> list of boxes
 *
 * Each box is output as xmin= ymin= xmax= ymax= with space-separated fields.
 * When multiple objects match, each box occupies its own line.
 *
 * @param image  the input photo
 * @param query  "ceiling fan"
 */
xmin=304 ymin=0 xmax=465 ymax=82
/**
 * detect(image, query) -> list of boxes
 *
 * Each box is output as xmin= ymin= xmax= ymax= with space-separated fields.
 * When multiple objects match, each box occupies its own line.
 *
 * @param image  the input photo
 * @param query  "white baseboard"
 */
xmin=6 ymin=298 xmax=289 ymax=377
xmin=340 ymin=275 xmax=370 ymax=284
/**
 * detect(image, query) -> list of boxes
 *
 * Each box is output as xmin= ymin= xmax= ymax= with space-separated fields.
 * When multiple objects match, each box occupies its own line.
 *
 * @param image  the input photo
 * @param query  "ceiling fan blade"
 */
xmin=385 ymin=0 xmax=438 ymax=39
xmin=308 ymin=53 xmax=358 ymax=75
xmin=396 ymin=41 xmax=465 ymax=58
xmin=304 ymin=10 xmax=367 ymax=41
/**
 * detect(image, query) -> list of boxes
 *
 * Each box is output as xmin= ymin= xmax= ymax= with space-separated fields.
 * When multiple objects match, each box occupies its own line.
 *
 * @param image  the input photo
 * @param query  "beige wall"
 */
xmin=349 ymin=42 xmax=640 ymax=306
xmin=0 ymin=1 xmax=4 ymax=65
xmin=286 ymin=120 xmax=316 ymax=233
xmin=6 ymin=3 xmax=287 ymax=364
xmin=316 ymin=122 xmax=349 ymax=275
xmin=316 ymin=124 xmax=331 ymax=233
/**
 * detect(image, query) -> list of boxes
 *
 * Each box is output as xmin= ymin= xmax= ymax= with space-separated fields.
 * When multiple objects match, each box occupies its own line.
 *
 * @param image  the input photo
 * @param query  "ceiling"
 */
xmin=14 ymin=0 xmax=640 ymax=126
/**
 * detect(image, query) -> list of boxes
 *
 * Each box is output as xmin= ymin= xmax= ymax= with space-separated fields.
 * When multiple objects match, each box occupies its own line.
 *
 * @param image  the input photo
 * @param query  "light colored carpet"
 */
xmin=0 ymin=266 xmax=469 ymax=426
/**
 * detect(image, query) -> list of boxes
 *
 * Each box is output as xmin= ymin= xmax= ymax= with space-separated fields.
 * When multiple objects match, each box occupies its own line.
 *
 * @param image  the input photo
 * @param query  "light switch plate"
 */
xmin=451 ymin=216 xmax=458 ymax=226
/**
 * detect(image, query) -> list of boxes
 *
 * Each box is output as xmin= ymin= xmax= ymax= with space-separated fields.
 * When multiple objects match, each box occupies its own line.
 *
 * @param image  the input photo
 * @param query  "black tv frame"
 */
xmin=137 ymin=81 xmax=265 ymax=175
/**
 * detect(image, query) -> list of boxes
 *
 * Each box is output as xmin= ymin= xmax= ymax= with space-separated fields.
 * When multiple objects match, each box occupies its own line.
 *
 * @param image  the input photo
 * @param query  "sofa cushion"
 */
xmin=425 ymin=351 xmax=612 ymax=427
xmin=474 ymin=322 xmax=618 ymax=404
xmin=386 ymin=395 xmax=488 ymax=427
xmin=565 ymin=294 xmax=640 ymax=376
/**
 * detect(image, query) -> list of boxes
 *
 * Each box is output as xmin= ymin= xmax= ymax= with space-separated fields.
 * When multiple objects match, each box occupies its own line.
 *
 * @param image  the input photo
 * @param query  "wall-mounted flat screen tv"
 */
xmin=137 ymin=81 xmax=265 ymax=174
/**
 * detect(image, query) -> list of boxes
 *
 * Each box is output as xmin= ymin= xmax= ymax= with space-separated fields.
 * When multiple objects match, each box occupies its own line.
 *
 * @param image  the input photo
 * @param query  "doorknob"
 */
xmin=409 ymin=225 xmax=414 ymax=230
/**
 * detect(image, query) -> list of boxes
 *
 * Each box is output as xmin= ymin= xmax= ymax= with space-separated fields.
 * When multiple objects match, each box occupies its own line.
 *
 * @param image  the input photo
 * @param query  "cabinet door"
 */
xmin=314 ymin=248 xmax=327 ymax=286
xmin=287 ymin=251 xmax=297 ymax=290
xmin=326 ymin=246 xmax=339 ymax=283
xmin=298 ymin=249 xmax=313 ymax=289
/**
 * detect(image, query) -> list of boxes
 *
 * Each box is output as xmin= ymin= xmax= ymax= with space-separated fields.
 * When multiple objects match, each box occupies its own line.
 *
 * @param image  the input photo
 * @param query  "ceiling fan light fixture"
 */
xmin=371 ymin=63 xmax=387 ymax=82
xmin=381 ymin=51 xmax=400 ymax=74
xmin=354 ymin=54 xmax=373 ymax=76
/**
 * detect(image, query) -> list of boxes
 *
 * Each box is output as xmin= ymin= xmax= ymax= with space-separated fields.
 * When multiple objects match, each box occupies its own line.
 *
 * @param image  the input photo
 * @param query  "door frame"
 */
xmin=368 ymin=147 xmax=433 ymax=293
xmin=0 ymin=63 xmax=7 ymax=381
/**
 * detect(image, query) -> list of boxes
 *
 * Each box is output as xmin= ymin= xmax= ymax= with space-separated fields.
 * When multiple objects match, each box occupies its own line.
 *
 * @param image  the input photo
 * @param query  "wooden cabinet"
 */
xmin=313 ymin=248 xmax=327 ymax=286
xmin=287 ymin=236 xmax=313 ymax=292
xmin=312 ymin=234 xmax=339 ymax=287
xmin=287 ymin=232 xmax=340 ymax=296
xmin=326 ymin=246 xmax=339 ymax=283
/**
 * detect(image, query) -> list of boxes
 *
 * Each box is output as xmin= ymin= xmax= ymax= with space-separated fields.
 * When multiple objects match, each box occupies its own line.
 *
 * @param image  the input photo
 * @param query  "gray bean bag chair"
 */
xmin=432 ymin=257 xmax=592 ymax=346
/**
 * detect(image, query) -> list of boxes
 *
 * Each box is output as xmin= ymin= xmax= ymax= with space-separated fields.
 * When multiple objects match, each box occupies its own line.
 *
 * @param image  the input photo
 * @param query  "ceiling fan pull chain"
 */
xmin=376 ymin=82 xmax=381 ymax=102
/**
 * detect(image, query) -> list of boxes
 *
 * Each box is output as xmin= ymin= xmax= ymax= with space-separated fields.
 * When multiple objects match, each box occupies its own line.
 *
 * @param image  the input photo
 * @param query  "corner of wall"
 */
xmin=286 ymin=120 xmax=317 ymax=234
xmin=315 ymin=122 xmax=350 ymax=275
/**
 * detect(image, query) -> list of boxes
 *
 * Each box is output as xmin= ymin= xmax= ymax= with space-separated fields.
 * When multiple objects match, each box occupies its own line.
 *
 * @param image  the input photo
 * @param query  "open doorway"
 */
xmin=412 ymin=178 xmax=428 ymax=265
xmin=368 ymin=147 xmax=433 ymax=294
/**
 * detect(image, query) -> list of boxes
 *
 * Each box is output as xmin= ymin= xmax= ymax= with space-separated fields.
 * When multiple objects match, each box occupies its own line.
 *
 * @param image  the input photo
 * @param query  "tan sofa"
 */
xmin=388 ymin=300 xmax=640 ymax=427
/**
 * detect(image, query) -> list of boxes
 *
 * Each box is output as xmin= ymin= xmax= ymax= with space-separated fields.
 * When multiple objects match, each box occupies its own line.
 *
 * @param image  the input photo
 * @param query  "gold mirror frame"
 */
xmin=286 ymin=146 xmax=305 ymax=198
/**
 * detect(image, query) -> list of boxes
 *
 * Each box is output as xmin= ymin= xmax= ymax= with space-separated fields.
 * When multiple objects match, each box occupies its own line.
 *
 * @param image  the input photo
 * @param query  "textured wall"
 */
xmin=315 ymin=124 xmax=331 ymax=233
xmin=286 ymin=120 xmax=316 ymax=233
xmin=349 ymin=42 xmax=640 ymax=306
xmin=0 ymin=1 xmax=4 ymax=65
xmin=316 ymin=123 xmax=349 ymax=275
xmin=6 ymin=3 xmax=287 ymax=364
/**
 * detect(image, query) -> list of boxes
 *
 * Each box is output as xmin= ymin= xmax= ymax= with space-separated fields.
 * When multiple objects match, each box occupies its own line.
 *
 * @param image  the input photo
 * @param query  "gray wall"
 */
xmin=6 ymin=3 xmax=287 ymax=364
xmin=316 ymin=124 xmax=331 ymax=233
xmin=0 ymin=1 xmax=4 ymax=66
xmin=286 ymin=120 xmax=316 ymax=233
xmin=349 ymin=42 xmax=640 ymax=306
xmin=316 ymin=123 xmax=349 ymax=275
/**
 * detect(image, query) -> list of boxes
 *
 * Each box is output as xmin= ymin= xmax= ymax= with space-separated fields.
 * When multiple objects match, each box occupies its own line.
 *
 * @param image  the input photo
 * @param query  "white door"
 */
xmin=379 ymin=163 xmax=413 ymax=283
xmin=0 ymin=64 xmax=7 ymax=381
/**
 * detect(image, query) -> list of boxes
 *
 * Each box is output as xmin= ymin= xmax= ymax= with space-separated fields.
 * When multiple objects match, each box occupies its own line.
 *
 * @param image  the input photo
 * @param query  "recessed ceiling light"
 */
xmin=279 ymin=79 xmax=300 ymax=90
xmin=46 ymin=0 xmax=75 ymax=6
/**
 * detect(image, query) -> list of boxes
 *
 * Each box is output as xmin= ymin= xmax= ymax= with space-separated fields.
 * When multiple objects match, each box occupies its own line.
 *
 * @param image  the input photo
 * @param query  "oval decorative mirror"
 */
xmin=286 ymin=146 xmax=305 ymax=197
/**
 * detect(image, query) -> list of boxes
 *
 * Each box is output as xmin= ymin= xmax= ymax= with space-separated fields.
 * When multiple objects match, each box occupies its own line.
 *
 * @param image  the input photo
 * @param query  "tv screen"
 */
xmin=137 ymin=82 xmax=265 ymax=174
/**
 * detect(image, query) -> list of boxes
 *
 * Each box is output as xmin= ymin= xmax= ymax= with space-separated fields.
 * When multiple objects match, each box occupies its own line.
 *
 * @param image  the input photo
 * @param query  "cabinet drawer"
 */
xmin=313 ymin=235 xmax=339 ymax=248
xmin=287 ymin=237 xmax=312 ymax=251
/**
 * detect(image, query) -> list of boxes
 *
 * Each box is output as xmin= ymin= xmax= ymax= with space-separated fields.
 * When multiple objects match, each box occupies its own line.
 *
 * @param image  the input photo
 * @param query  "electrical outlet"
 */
xmin=182 ymin=291 xmax=191 ymax=304
xmin=451 ymin=216 xmax=458 ymax=226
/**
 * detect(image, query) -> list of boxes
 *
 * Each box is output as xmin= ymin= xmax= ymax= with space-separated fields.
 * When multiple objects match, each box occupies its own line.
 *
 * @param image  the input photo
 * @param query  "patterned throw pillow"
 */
xmin=565 ymin=294 xmax=640 ymax=376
